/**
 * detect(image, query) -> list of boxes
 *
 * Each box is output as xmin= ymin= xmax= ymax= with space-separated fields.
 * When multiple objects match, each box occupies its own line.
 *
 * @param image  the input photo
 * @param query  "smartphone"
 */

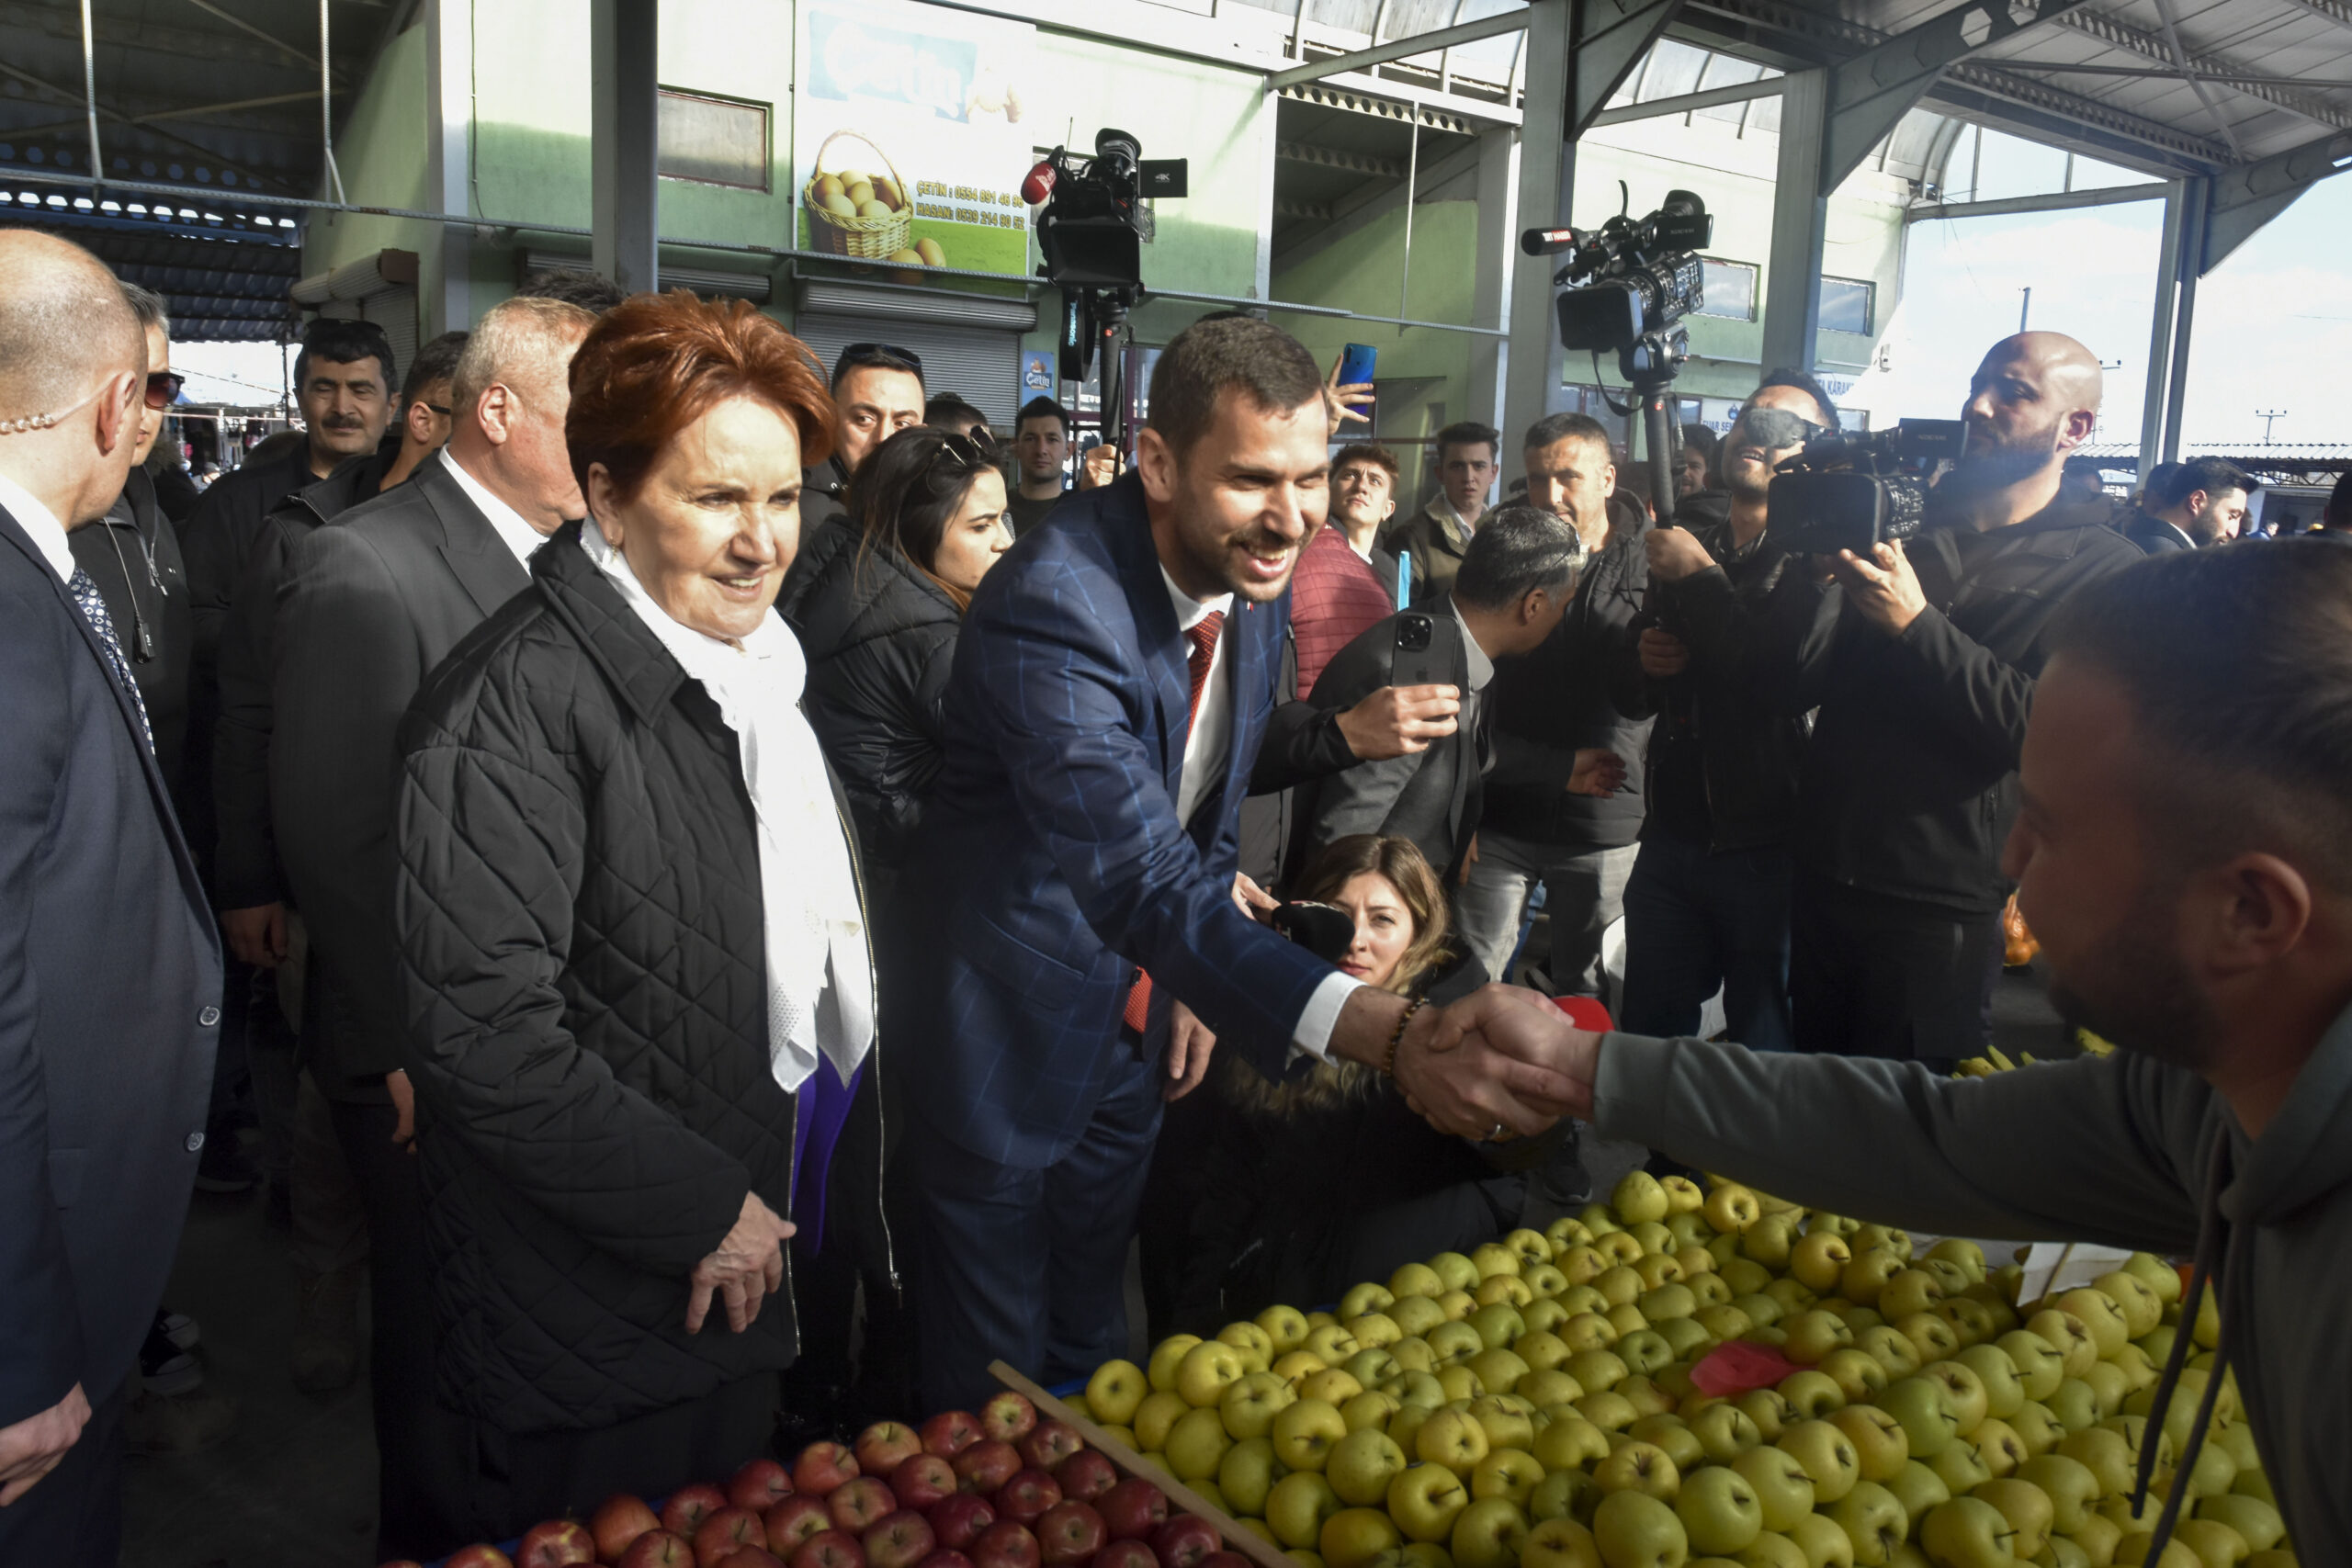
xmin=1390 ymin=611 xmax=1446 ymax=689
xmin=1338 ymin=342 xmax=1378 ymax=391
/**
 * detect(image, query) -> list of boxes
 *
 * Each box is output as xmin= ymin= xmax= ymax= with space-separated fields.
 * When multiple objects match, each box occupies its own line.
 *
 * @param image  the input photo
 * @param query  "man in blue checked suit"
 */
xmin=903 ymin=317 xmax=1577 ymax=1406
xmin=0 ymin=233 xmax=221 ymax=1564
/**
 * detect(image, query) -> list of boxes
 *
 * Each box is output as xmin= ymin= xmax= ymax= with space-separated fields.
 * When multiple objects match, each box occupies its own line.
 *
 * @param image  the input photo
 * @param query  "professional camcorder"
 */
xmin=1767 ymin=420 xmax=1965 ymax=558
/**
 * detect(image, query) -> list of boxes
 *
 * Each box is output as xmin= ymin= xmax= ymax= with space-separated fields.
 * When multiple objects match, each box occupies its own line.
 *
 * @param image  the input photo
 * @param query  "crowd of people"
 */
xmin=5 ymin=223 xmax=2352 ymax=1568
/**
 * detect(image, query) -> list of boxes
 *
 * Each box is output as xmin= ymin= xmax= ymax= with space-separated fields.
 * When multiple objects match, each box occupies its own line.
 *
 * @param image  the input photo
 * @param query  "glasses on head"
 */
xmin=143 ymin=370 xmax=186 ymax=412
xmin=839 ymin=342 xmax=924 ymax=377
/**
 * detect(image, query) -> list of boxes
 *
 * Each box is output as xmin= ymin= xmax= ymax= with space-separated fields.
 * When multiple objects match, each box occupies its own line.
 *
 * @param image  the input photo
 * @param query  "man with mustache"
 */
xmin=1752 ymin=331 xmax=2143 ymax=1066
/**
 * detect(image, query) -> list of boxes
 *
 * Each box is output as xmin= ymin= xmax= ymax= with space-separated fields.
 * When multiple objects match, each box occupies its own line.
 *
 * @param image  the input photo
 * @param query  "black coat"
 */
xmin=782 ymin=522 xmax=960 ymax=874
xmin=70 ymin=468 xmax=194 ymax=808
xmin=2120 ymin=509 xmax=2193 ymax=556
xmin=393 ymin=522 xmax=885 ymax=1434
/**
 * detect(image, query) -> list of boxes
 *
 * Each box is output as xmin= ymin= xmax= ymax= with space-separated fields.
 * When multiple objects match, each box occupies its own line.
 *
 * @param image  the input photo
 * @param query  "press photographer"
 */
xmin=1756 ymin=331 xmax=2144 ymax=1066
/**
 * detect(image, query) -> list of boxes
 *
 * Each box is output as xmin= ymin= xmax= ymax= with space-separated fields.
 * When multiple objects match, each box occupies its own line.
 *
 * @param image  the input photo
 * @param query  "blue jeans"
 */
xmin=1619 ymin=832 xmax=1793 ymax=1053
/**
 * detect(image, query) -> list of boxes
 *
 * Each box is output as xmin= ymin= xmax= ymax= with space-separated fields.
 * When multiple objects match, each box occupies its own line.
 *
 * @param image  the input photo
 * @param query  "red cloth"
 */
xmin=1291 ymin=524 xmax=1396 ymax=699
xmin=1124 ymin=612 xmax=1226 ymax=1034
xmin=1690 ymin=1340 xmax=1804 ymax=1397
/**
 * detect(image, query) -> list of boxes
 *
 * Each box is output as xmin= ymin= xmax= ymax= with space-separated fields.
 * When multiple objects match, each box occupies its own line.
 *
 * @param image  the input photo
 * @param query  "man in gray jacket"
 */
xmin=1442 ymin=538 xmax=2352 ymax=1565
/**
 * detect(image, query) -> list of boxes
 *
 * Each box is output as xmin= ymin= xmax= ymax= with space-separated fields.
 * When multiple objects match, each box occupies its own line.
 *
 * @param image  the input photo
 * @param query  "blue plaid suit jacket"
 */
xmin=904 ymin=474 xmax=1337 ymax=1168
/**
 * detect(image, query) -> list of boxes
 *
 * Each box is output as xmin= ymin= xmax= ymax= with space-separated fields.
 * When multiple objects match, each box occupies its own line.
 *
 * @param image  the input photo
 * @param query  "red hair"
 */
xmin=566 ymin=289 xmax=836 ymax=502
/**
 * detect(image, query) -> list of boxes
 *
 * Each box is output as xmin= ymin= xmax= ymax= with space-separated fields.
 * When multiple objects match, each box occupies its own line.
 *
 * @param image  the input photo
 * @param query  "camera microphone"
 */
xmin=1521 ymin=226 xmax=1579 ymax=256
xmin=1020 ymin=161 xmax=1057 ymax=205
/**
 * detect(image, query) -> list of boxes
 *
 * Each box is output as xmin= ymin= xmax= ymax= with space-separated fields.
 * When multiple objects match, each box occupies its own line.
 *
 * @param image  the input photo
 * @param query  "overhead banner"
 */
xmin=793 ymin=0 xmax=1038 ymax=278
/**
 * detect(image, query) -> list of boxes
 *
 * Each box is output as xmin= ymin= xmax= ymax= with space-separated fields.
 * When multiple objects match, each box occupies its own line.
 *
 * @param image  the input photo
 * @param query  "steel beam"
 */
xmin=2202 ymin=128 xmax=2352 ymax=271
xmin=1503 ymin=0 xmax=1571 ymax=447
xmin=2138 ymin=178 xmax=2188 ymax=476
xmin=2161 ymin=175 xmax=2207 ymax=460
xmin=1759 ymin=66 xmax=1827 ymax=375
xmin=1584 ymin=74 xmax=1782 ymax=127
xmin=1904 ymin=180 xmax=2168 ymax=221
xmin=424 ymin=0 xmax=471 ymax=333
xmin=1988 ymin=61 xmax=2352 ymax=90
xmin=1468 ymin=126 xmax=1517 ymax=434
xmin=590 ymin=0 xmax=660 ymax=296
xmin=1269 ymin=7 xmax=1532 ymax=91
xmin=1567 ymin=0 xmax=1691 ymax=140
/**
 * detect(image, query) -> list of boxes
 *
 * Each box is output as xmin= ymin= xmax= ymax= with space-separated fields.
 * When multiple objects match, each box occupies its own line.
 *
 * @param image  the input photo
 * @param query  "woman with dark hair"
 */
xmin=785 ymin=424 xmax=1012 ymax=874
xmin=1172 ymin=836 xmax=1556 ymax=1326
xmin=390 ymin=290 xmax=887 ymax=1543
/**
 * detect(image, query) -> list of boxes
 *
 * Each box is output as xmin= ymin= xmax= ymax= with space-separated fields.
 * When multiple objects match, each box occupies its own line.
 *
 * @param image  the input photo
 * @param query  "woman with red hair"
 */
xmin=389 ymin=291 xmax=887 ymax=1544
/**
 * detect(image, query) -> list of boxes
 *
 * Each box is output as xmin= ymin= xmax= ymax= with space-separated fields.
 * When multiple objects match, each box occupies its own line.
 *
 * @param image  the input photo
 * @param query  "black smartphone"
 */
xmin=1390 ymin=611 xmax=1445 ymax=689
xmin=1338 ymin=342 xmax=1378 ymax=390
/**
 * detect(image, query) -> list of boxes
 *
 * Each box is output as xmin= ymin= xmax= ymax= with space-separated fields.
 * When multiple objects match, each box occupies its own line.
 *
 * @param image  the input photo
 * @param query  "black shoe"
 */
xmin=193 ymin=1134 xmax=257 ymax=1194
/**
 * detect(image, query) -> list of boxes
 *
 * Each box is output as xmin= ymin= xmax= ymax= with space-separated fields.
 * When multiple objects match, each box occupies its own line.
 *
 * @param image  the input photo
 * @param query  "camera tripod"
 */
xmin=1062 ymin=283 xmax=1140 ymax=465
xmin=1600 ymin=326 xmax=1689 ymax=518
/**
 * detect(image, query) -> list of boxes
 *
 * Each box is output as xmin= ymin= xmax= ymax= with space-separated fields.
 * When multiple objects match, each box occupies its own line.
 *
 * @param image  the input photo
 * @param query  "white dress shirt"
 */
xmin=1452 ymin=598 xmax=1497 ymax=693
xmin=440 ymin=448 xmax=551 ymax=569
xmin=0 ymin=468 xmax=75 ymax=581
xmin=1157 ymin=568 xmax=1362 ymax=1058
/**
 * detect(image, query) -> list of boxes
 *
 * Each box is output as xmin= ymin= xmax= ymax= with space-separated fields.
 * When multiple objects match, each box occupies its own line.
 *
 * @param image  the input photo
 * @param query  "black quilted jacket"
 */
xmin=392 ymin=521 xmax=880 ymax=1434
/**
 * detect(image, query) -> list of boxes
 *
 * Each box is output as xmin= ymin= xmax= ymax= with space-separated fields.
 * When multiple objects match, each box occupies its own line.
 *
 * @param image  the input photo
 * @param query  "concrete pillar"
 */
xmin=1467 ymin=127 xmax=1519 ymax=435
xmin=424 ymin=0 xmax=473 ymax=334
xmin=1502 ymin=0 xmax=1571 ymax=449
xmin=1759 ymin=68 xmax=1826 ymax=378
xmin=592 ymin=0 xmax=661 ymax=295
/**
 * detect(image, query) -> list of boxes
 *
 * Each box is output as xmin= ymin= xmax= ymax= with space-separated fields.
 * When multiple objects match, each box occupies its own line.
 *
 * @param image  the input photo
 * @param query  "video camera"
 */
xmin=1767 ymin=420 xmax=1965 ymax=558
xmin=1024 ymin=130 xmax=1187 ymax=386
xmin=1538 ymin=188 xmax=1712 ymax=380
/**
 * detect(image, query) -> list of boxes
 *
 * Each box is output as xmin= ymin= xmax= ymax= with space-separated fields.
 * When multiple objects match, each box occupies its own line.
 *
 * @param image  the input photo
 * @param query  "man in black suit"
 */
xmin=272 ymin=293 xmax=593 ymax=1558
xmin=1291 ymin=506 xmax=1600 ymax=880
xmin=2120 ymin=456 xmax=2256 ymax=555
xmin=0 ymin=231 xmax=221 ymax=1564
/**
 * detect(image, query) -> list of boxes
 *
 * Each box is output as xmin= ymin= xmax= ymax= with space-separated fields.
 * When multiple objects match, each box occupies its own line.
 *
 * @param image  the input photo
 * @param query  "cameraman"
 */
xmin=1610 ymin=371 xmax=1839 ymax=1052
xmin=1758 ymin=331 xmax=2144 ymax=1066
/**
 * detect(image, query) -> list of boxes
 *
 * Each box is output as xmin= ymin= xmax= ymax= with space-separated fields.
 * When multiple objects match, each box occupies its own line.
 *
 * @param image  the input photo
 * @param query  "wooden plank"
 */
xmin=986 ymin=1360 xmax=1295 ymax=1568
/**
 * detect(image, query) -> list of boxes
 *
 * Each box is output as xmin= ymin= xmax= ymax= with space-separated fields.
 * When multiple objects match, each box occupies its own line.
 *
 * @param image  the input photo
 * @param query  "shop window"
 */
xmin=659 ymin=91 xmax=771 ymax=192
xmin=1697 ymin=259 xmax=1757 ymax=321
xmin=1818 ymin=276 xmax=1875 ymax=335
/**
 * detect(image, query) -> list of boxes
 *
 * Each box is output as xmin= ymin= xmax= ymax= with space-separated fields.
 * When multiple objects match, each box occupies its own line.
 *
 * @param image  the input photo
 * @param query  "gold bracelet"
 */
xmin=1382 ymin=997 xmax=1427 ymax=1079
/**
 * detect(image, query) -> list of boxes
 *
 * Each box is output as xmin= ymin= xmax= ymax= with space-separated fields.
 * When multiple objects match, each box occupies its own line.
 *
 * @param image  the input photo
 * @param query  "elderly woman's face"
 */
xmin=590 ymin=396 xmax=804 ymax=645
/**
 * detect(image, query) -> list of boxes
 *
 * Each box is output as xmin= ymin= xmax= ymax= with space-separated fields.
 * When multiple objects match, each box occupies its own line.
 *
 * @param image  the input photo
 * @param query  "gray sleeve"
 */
xmin=1592 ymin=1033 xmax=2207 ymax=1254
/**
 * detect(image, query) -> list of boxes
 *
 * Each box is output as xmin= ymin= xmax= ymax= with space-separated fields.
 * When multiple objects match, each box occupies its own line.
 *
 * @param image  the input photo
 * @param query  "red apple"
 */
xmin=1015 ymin=1423 xmax=1084 ymax=1473
xmin=917 ymin=1554 xmax=976 ymax=1568
xmin=922 ymin=1411 xmax=984 ymax=1459
xmin=519 ymin=1519 xmax=597 ymax=1566
xmin=766 ymin=1496 xmax=835 ymax=1557
xmin=664 ymin=1483 xmax=729 ymax=1539
xmin=617 ymin=1534 xmax=694 ymax=1568
xmin=1148 ymin=1517 xmax=1217 ymax=1568
xmin=716 ymin=1551 xmax=786 ymax=1568
xmin=1052 ymin=1451 xmax=1116 ymax=1505
xmin=796 ymin=1443 xmax=862 ymax=1498
xmin=696 ymin=1508 xmax=767 ymax=1567
xmin=970 ymin=1521 xmax=1042 ymax=1568
xmin=594 ymin=1495 xmax=664 ymax=1562
xmin=1036 ymin=1503 xmax=1107 ymax=1568
xmin=864 ymin=1509 xmax=939 ymax=1568
xmin=448 ymin=1549 xmax=518 ymax=1568
xmin=927 ymin=1495 xmax=998 ymax=1553
xmin=1198 ymin=1554 xmax=1250 ymax=1568
xmin=831 ymin=1477 xmax=900 ymax=1534
xmin=993 ymin=1472 xmax=1062 ymax=1528
xmin=951 ymin=1441 xmax=1022 ymax=1496
xmin=889 ymin=1455 xmax=958 ymax=1512
xmin=981 ymin=1392 xmax=1038 ymax=1445
xmin=791 ymin=1531 xmax=868 ymax=1568
xmin=1097 ymin=1479 xmax=1169 ymax=1542
xmin=858 ymin=1423 xmax=926 ymax=1475
xmin=730 ymin=1460 xmax=797 ymax=1513
xmin=1092 ymin=1541 xmax=1159 ymax=1568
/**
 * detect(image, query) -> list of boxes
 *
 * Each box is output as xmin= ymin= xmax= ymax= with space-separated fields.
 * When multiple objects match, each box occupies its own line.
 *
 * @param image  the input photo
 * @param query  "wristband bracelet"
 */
xmin=1382 ymin=997 xmax=1427 ymax=1079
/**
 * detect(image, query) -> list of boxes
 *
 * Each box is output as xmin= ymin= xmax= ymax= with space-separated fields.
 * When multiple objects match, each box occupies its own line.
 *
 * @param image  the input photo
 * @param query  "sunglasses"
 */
xmin=144 ymin=370 xmax=186 ymax=412
xmin=1731 ymin=405 xmax=1830 ymax=451
xmin=839 ymin=342 xmax=924 ymax=376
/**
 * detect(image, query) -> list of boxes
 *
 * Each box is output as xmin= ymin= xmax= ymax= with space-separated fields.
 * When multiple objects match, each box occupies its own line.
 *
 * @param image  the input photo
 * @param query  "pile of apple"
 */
xmin=1072 ymin=1172 xmax=2293 ymax=1568
xmin=401 ymin=1393 xmax=1250 ymax=1568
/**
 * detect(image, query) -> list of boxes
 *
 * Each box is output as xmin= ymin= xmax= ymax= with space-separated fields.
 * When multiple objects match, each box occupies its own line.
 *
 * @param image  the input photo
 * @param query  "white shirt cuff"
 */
xmin=1291 ymin=971 xmax=1366 ymax=1061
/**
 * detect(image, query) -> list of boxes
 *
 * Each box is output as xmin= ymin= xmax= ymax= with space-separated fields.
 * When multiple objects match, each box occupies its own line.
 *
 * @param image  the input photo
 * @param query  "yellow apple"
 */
xmin=1830 ymin=1404 xmax=1909 ymax=1482
xmin=1818 ymin=1349 xmax=1889 ymax=1405
xmin=1220 ymin=1435 xmax=1281 ymax=1516
xmin=1392 ymin=1262 xmax=1446 ymax=1300
xmin=1178 ymin=1340 xmax=1248 ymax=1408
xmin=1465 ymin=1395 xmax=1535 ymax=1452
xmin=1775 ymin=1419 xmax=1861 ymax=1504
xmin=1954 ymin=1345 xmax=2026 ymax=1421
xmin=1274 ymin=1398 xmax=1351 ymax=1472
xmin=1135 ymin=1388 xmax=1191 ymax=1451
xmin=1479 ymin=1277 xmax=1536 ymax=1310
xmin=1306 ymin=1325 xmax=1363 ymax=1366
xmin=1468 ymin=1351 xmax=1532 ymax=1402
xmin=1731 ymin=1446 xmax=1816 ymax=1534
xmin=1742 ymin=1217 xmax=1798 ymax=1270
xmin=1472 ymin=1243 xmax=1524 ymax=1281
xmin=1593 ymin=1439 xmax=1681 ymax=1503
xmin=1919 ymin=1497 xmax=2017 ymax=1568
xmin=1394 ymin=1298 xmax=1450 ymax=1340
xmin=1166 ymin=1404 xmax=1234 ymax=1481
xmin=1519 ymin=1369 xmax=1585 ymax=1409
xmin=1321 ymin=1507 xmax=1402 ymax=1568
xmin=1676 ymin=1463 xmax=1765 ymax=1556
xmin=1258 ymin=1304 xmax=1312 ymax=1354
xmin=1825 ymin=1480 xmax=1905 ymax=1566
xmin=1920 ymin=1361 xmax=1990 ymax=1436
xmin=1350 ymin=1314 xmax=1405 ymax=1352
xmin=1303 ymin=1368 xmax=1367 ymax=1407
xmin=1973 ymin=1476 xmax=2054 ymax=1558
xmin=1327 ymin=1427 xmax=1409 ymax=1506
xmin=1268 ymin=1472 xmax=1345 ymax=1550
xmin=1593 ymin=1491 xmax=1688 ymax=1568
xmin=1221 ymin=1370 xmax=1299 ymax=1438
xmin=1470 ymin=1448 xmax=1544 ymax=1508
xmin=1839 ymin=1251 xmax=1905 ymax=1310
xmin=1430 ymin=1322 xmax=1487 ymax=1366
xmin=1520 ymin=1517 xmax=1604 ymax=1568
xmin=1344 ymin=1389 xmax=1404 ymax=1435
xmin=1791 ymin=1233 xmax=1854 ymax=1296
xmin=1089 ymin=1359 xmax=1148 ymax=1426
xmin=1430 ymin=1253 xmax=1480 ymax=1293
xmin=1704 ymin=1184 xmax=1762 ymax=1235
xmin=2170 ymin=1518 xmax=2250 ymax=1567
xmin=1416 ymin=1407 xmax=1492 ymax=1476
xmin=1882 ymin=1460 xmax=1948 ymax=1529
xmin=1778 ymin=1370 xmax=1847 ymax=1420
xmin=1735 ymin=1389 xmax=1795 ymax=1443
xmin=1387 ymin=1463 xmax=1471 ymax=1544
xmin=1148 ymin=1335 xmax=1204 ymax=1393
xmin=1877 ymin=1270 xmax=1946 ymax=1322
xmin=2052 ymin=1290 xmax=2132 ymax=1359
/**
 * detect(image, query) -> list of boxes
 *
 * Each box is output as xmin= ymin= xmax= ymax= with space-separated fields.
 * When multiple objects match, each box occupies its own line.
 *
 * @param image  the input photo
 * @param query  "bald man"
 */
xmin=0 ymin=232 xmax=221 ymax=1563
xmin=272 ymin=294 xmax=594 ymax=1559
xmin=1755 ymin=332 xmax=2144 ymax=1066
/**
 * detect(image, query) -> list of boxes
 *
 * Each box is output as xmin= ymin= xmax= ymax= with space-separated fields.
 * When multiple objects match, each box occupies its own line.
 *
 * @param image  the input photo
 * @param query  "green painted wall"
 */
xmin=302 ymin=23 xmax=436 ymax=296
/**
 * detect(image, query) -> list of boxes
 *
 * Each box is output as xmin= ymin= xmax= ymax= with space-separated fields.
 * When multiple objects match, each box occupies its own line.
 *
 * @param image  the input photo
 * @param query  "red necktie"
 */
xmin=1124 ymin=610 xmax=1226 ymax=1034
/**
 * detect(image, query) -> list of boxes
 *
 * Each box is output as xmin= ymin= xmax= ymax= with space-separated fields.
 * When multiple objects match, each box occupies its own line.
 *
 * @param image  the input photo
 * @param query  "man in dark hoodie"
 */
xmin=1756 ymin=332 xmax=2143 ymax=1067
xmin=1444 ymin=536 xmax=2352 ymax=1568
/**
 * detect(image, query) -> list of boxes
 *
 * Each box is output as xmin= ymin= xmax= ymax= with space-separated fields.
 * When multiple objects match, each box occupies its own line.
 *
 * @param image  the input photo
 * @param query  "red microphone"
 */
xmin=1020 ymin=161 xmax=1057 ymax=206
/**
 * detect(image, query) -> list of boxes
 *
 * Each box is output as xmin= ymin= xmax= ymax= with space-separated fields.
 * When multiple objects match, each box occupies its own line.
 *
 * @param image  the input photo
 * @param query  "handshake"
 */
xmin=1354 ymin=983 xmax=1605 ymax=1143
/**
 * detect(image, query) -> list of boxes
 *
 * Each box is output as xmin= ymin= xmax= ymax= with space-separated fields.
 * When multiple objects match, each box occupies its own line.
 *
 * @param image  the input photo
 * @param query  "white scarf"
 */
xmin=580 ymin=524 xmax=874 ymax=1092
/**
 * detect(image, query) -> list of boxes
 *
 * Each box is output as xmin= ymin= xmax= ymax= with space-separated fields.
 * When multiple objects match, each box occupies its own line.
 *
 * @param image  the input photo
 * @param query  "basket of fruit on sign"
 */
xmin=805 ymin=129 xmax=915 ymax=261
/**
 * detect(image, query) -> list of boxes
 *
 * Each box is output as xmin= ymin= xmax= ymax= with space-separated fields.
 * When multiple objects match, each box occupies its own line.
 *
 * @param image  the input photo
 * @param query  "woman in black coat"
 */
xmin=391 ymin=292 xmax=886 ymax=1544
xmin=782 ymin=425 xmax=1013 ymax=878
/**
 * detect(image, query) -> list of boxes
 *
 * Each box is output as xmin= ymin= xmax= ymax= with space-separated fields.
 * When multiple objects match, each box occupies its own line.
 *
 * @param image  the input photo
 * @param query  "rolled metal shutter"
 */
xmin=792 ymin=310 xmax=1028 ymax=429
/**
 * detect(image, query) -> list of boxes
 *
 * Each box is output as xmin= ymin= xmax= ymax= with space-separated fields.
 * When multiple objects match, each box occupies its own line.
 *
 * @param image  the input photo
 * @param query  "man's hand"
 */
xmin=1636 ymin=626 xmax=1690 ymax=680
xmin=1164 ymin=1000 xmax=1217 ymax=1102
xmin=0 ymin=1382 xmax=89 ymax=1506
xmin=1325 ymin=355 xmax=1375 ymax=431
xmin=686 ymin=1191 xmax=795 ymax=1335
xmin=1567 ymin=749 xmax=1628 ymax=798
xmin=387 ymin=1069 xmax=417 ymax=1154
xmin=1336 ymin=683 xmax=1460 ymax=761
xmin=1389 ymin=998 xmax=1573 ymax=1140
xmin=220 ymin=902 xmax=288 ymax=968
xmin=1424 ymin=985 xmax=1600 ymax=1122
xmin=1645 ymin=526 xmax=1714 ymax=583
xmin=1831 ymin=541 xmax=1928 ymax=636
xmin=1078 ymin=446 xmax=1123 ymax=490
xmin=1232 ymin=873 xmax=1278 ymax=920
